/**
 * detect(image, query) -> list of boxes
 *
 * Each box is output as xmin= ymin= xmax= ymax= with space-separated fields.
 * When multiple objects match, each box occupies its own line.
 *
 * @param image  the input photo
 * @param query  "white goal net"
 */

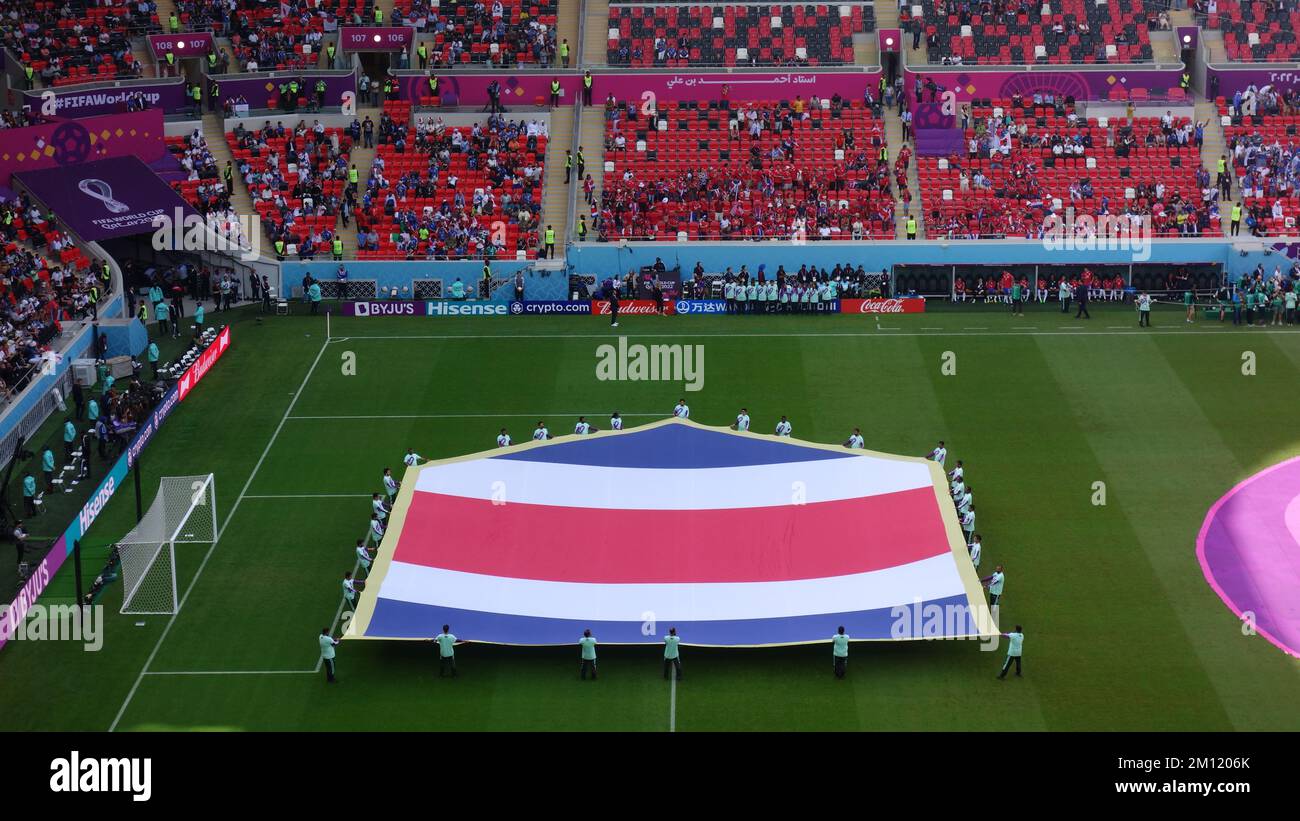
xmin=118 ymin=474 xmax=218 ymax=615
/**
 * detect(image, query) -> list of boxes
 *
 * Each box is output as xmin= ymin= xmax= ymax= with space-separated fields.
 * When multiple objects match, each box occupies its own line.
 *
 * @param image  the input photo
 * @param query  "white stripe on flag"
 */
xmin=412 ymin=456 xmax=933 ymax=510
xmin=375 ymin=555 xmax=966 ymax=622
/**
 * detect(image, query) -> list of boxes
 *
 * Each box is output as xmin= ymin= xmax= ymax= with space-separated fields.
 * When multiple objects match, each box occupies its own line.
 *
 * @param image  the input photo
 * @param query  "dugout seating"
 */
xmin=918 ymin=99 xmax=1212 ymax=238
xmin=606 ymin=4 xmax=874 ymax=67
xmin=1213 ymin=1 xmax=1300 ymax=62
xmin=915 ymin=0 xmax=1155 ymax=64
xmin=395 ymin=0 xmax=560 ymax=65
xmin=600 ymin=99 xmax=896 ymax=241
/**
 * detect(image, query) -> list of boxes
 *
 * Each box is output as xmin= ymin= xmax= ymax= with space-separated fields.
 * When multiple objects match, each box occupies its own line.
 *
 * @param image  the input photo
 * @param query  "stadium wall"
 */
xmin=281 ymin=260 xmax=569 ymax=301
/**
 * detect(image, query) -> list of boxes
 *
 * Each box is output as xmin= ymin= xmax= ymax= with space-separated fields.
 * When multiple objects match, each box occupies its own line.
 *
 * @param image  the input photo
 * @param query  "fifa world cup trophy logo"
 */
xmin=78 ymin=178 xmax=129 ymax=213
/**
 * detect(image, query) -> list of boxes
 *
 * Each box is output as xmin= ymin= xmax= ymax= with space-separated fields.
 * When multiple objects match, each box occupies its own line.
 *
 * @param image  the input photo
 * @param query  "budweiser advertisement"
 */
xmin=177 ymin=325 xmax=231 ymax=401
xmin=591 ymin=300 xmax=676 ymax=316
xmin=839 ymin=298 xmax=927 ymax=315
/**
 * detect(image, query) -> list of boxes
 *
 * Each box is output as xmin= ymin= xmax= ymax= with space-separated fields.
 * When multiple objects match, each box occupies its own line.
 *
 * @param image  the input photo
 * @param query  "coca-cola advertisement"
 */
xmin=839 ymin=298 xmax=927 ymax=315
xmin=591 ymin=300 xmax=676 ymax=316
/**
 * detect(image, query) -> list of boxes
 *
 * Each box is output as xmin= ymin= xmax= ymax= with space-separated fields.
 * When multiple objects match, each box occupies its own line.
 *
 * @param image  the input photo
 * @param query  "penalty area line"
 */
xmin=143 ymin=670 xmax=316 ymax=676
xmin=108 ymin=337 xmax=332 ymax=733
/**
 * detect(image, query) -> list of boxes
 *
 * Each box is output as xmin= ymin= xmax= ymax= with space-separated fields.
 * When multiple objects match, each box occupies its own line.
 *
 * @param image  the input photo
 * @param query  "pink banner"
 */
xmin=399 ymin=71 xmax=882 ymax=106
xmin=0 ymin=109 xmax=166 ymax=188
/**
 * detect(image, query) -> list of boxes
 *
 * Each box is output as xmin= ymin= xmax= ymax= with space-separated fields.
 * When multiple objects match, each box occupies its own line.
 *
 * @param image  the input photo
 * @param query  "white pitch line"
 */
xmin=143 ymin=670 xmax=315 ymax=676
xmin=288 ymin=413 xmax=665 ymax=420
xmin=108 ymin=338 xmax=331 ymax=733
xmin=669 ymin=675 xmax=677 ymax=733
xmin=244 ymin=493 xmax=372 ymax=499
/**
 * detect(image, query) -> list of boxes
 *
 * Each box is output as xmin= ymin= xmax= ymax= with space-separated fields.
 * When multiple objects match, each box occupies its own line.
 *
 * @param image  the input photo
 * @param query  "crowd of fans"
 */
xmin=0 ymin=198 xmax=100 ymax=401
xmin=354 ymin=112 xmax=546 ymax=259
xmin=393 ymin=0 xmax=559 ymax=65
xmin=597 ymin=95 xmax=898 ymax=241
xmin=2 ymin=0 xmax=154 ymax=86
xmin=1221 ymin=83 xmax=1300 ymax=236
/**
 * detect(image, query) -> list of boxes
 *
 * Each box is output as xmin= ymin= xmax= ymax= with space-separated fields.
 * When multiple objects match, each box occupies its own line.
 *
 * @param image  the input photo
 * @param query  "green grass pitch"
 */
xmin=1 ymin=299 xmax=1298 ymax=732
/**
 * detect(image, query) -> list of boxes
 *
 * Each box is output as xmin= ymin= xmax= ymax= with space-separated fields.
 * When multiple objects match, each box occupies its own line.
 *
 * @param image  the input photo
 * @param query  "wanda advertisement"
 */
xmin=591 ymin=300 xmax=676 ymax=316
xmin=839 ymin=298 xmax=927 ymax=314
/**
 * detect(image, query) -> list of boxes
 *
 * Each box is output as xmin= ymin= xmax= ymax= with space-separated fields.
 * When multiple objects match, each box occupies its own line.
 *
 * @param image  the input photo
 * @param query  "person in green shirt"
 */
xmin=155 ymin=300 xmax=171 ymax=338
xmin=62 ymin=419 xmax=76 ymax=459
xmin=832 ymin=626 xmax=849 ymax=679
xmin=319 ymin=628 xmax=339 ymax=683
xmin=434 ymin=625 xmax=458 ymax=677
xmin=87 ymin=398 xmax=99 ymax=423
xmin=1011 ymin=281 xmax=1024 ymax=315
xmin=997 ymin=625 xmax=1024 ymax=679
xmin=41 ymin=448 xmax=55 ymax=492
xmin=21 ymin=472 xmax=36 ymax=516
xmin=450 ymin=278 xmax=465 ymax=299
xmin=1184 ymin=288 xmax=1195 ymax=324
xmin=578 ymin=629 xmax=598 ymax=680
xmin=663 ymin=627 xmax=682 ymax=680
xmin=147 ymin=341 xmax=160 ymax=379
xmin=194 ymin=303 xmax=205 ymax=330
xmin=308 ymin=282 xmax=322 ymax=314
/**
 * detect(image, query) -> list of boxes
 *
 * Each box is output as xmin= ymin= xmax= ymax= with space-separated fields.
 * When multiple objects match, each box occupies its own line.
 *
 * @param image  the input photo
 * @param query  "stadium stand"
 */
xmin=912 ymin=0 xmax=1157 ymax=64
xmin=225 ymin=120 xmax=353 ymax=260
xmin=598 ymin=97 xmax=897 ymax=241
xmin=0 ymin=198 xmax=97 ymax=399
xmin=605 ymin=3 xmax=875 ymax=66
xmin=183 ymin=0 xmax=373 ymax=71
xmin=353 ymin=112 xmax=547 ymax=259
xmin=394 ymin=0 xmax=559 ymax=65
xmin=918 ymin=98 xmax=1215 ymax=238
xmin=1220 ymin=84 xmax=1300 ymax=237
xmin=1 ymin=0 xmax=154 ymax=86
xmin=1211 ymin=0 xmax=1300 ymax=62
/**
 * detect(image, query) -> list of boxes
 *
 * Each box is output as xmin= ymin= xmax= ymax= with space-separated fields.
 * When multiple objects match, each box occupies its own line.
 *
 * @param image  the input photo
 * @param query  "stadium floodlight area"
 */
xmin=118 ymin=474 xmax=218 ymax=615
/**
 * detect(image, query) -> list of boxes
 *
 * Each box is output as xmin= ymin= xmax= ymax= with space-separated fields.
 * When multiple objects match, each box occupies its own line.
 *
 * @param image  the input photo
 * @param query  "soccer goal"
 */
xmin=118 ymin=474 xmax=218 ymax=615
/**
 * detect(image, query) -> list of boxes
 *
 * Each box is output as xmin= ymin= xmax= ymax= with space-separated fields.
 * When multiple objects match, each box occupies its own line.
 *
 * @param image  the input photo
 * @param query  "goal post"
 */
xmin=118 ymin=474 xmax=218 ymax=615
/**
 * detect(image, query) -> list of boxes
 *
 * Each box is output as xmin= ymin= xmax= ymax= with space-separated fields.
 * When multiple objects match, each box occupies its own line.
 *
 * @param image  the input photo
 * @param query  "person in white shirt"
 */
xmin=356 ymin=539 xmax=375 ymax=576
xmin=947 ymin=460 xmax=964 ymax=483
xmin=382 ymin=468 xmax=399 ymax=501
xmin=844 ymin=428 xmax=865 ymax=448
xmin=574 ymin=416 xmax=594 ymax=435
xmin=731 ymin=408 xmax=751 ymax=431
xmin=673 ymin=400 xmax=689 ymax=418
xmin=928 ymin=440 xmax=948 ymax=465
xmin=957 ymin=486 xmax=972 ymax=514
xmin=342 ymin=570 xmax=360 ymax=612
xmin=774 ymin=416 xmax=792 ymax=436
xmin=497 ymin=428 xmax=512 ymax=447
xmin=951 ymin=476 xmax=966 ymax=499
xmin=368 ymin=513 xmax=385 ymax=546
xmin=968 ymin=533 xmax=983 ymax=569
xmin=610 ymin=412 xmax=623 ymax=430
xmin=533 ymin=422 xmax=550 ymax=440
xmin=403 ymin=448 xmax=425 ymax=467
xmin=960 ymin=505 xmax=975 ymax=543
xmin=371 ymin=493 xmax=390 ymax=522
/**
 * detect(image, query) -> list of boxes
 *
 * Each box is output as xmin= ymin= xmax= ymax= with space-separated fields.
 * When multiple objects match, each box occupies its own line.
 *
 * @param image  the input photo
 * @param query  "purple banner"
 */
xmin=21 ymin=81 xmax=189 ymax=117
xmin=339 ymin=26 xmax=414 ymax=51
xmin=216 ymin=73 xmax=356 ymax=109
xmin=147 ymin=32 xmax=217 ymax=58
xmin=0 ymin=110 xmax=166 ymax=187
xmin=400 ymin=70 xmax=883 ymax=106
xmin=1208 ymin=67 xmax=1300 ymax=99
xmin=13 ymin=155 xmax=197 ymax=241
xmin=904 ymin=68 xmax=1183 ymax=104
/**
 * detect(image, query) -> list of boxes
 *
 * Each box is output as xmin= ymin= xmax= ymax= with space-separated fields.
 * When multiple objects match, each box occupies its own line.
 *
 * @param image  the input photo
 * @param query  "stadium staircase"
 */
xmin=541 ymin=102 xmax=579 ymax=250
xmin=875 ymin=1 xmax=925 ymax=65
xmin=884 ymin=103 xmax=924 ymax=239
xmin=557 ymin=0 xmax=583 ymax=67
xmin=201 ymin=115 xmax=255 ymax=219
xmin=340 ymin=106 xmax=381 ymax=258
xmin=1196 ymin=97 xmax=1231 ymax=236
xmin=130 ymin=42 xmax=155 ymax=79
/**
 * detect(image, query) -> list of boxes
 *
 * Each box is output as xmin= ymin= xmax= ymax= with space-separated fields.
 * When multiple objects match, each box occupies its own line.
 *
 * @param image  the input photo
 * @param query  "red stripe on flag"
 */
xmin=393 ymin=488 xmax=951 ymax=583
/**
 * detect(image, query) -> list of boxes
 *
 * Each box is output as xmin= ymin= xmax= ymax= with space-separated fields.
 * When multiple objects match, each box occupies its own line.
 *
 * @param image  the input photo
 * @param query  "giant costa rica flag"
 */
xmin=347 ymin=419 xmax=995 ymax=647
